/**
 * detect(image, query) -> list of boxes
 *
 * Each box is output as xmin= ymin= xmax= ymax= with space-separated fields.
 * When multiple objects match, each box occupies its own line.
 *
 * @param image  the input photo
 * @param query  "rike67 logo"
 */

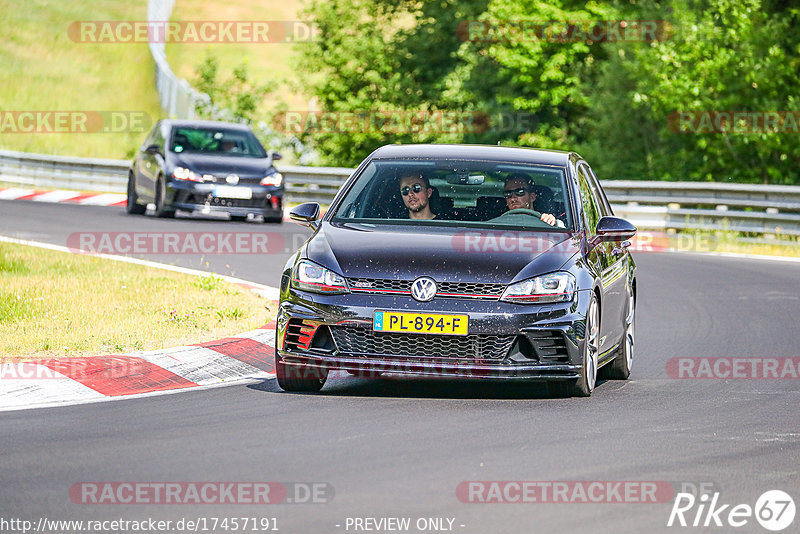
xmin=668 ymin=490 xmax=795 ymax=531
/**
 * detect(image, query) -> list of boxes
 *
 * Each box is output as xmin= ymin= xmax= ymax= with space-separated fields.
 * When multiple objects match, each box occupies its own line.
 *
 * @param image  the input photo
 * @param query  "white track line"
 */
xmin=0 ymin=235 xmax=281 ymax=300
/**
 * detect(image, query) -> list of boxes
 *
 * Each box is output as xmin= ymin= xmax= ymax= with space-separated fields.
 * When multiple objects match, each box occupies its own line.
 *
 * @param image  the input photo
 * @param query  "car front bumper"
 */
xmin=276 ymin=289 xmax=594 ymax=381
xmin=167 ymin=180 xmax=283 ymax=218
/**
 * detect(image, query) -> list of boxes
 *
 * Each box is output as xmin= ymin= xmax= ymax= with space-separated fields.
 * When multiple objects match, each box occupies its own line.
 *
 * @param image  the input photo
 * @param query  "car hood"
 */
xmin=304 ymin=222 xmax=580 ymax=284
xmin=169 ymin=152 xmax=272 ymax=178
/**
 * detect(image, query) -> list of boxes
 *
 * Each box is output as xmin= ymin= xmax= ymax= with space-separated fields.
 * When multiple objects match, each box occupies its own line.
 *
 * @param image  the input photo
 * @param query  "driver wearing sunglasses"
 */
xmin=504 ymin=173 xmax=560 ymax=227
xmin=399 ymin=172 xmax=436 ymax=220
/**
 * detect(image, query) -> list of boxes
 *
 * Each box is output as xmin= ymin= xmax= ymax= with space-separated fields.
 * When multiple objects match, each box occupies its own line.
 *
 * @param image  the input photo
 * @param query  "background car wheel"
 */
xmin=126 ymin=173 xmax=146 ymax=215
xmin=154 ymin=176 xmax=175 ymax=218
xmin=275 ymin=359 xmax=328 ymax=392
xmin=603 ymin=291 xmax=635 ymax=380
xmin=262 ymin=215 xmax=283 ymax=224
xmin=568 ymin=294 xmax=600 ymax=397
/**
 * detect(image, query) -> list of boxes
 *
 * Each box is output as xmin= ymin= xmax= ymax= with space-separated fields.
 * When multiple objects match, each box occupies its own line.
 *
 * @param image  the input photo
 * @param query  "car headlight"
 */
xmin=172 ymin=167 xmax=203 ymax=182
xmin=500 ymin=272 xmax=576 ymax=304
xmin=291 ymin=260 xmax=349 ymax=294
xmin=260 ymin=172 xmax=283 ymax=187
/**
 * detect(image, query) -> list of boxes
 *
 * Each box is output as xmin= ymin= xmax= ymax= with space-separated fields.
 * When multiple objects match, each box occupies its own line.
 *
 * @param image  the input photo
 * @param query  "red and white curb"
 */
xmin=0 ymin=323 xmax=278 ymax=412
xmin=0 ymin=236 xmax=283 ymax=412
xmin=0 ymin=187 xmax=295 ymax=220
xmin=0 ymin=187 xmax=127 ymax=206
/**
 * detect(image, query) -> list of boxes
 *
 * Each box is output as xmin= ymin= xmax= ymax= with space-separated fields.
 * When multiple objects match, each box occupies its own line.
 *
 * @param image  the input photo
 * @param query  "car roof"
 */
xmin=163 ymin=119 xmax=253 ymax=131
xmin=370 ymin=144 xmax=575 ymax=166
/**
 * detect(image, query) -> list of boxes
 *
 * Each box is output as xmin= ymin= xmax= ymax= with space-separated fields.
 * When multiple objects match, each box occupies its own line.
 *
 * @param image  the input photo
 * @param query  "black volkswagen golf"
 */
xmin=127 ymin=119 xmax=284 ymax=222
xmin=277 ymin=144 xmax=637 ymax=397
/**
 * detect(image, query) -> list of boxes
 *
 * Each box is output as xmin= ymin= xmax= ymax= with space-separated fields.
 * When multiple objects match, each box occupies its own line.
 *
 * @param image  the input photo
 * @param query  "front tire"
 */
xmin=126 ymin=173 xmax=146 ymax=215
xmin=568 ymin=293 xmax=600 ymax=397
xmin=154 ymin=176 xmax=175 ymax=218
xmin=276 ymin=358 xmax=328 ymax=392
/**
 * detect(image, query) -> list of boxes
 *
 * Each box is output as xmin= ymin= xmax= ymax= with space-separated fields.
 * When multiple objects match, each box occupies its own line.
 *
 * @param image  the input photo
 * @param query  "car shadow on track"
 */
xmin=247 ymin=374 xmax=611 ymax=400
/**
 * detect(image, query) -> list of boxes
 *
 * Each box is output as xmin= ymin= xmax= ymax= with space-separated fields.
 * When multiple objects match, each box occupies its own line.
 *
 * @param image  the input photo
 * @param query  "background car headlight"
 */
xmin=500 ymin=272 xmax=576 ymax=304
xmin=260 ymin=172 xmax=283 ymax=187
xmin=172 ymin=167 xmax=203 ymax=182
xmin=291 ymin=260 xmax=349 ymax=294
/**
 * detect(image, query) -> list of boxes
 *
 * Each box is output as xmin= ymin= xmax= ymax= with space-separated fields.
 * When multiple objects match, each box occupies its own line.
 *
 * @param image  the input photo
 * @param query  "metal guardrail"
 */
xmin=1 ymin=148 xmax=799 ymax=236
xmin=148 ymin=0 xmax=200 ymax=119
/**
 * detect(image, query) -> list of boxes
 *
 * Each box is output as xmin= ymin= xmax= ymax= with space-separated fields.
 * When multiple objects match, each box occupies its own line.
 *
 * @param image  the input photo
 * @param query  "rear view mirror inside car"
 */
xmin=446 ymin=173 xmax=485 ymax=185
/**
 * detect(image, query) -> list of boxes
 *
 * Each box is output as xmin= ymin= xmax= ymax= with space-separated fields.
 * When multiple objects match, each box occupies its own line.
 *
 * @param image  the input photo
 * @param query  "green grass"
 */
xmin=165 ymin=0 xmax=309 ymax=112
xmin=0 ymin=0 xmax=164 ymax=159
xmin=0 ymin=242 xmax=276 ymax=360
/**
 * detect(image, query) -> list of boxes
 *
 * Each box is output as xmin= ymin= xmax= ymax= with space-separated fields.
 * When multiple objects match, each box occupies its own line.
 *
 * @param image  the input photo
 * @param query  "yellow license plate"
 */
xmin=373 ymin=311 xmax=469 ymax=336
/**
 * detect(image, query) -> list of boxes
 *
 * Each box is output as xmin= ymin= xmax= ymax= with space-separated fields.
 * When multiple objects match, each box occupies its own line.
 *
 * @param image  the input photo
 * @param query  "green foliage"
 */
xmin=296 ymin=0 xmax=800 ymax=183
xmin=216 ymin=306 xmax=246 ymax=322
xmin=193 ymin=52 xmax=272 ymax=123
xmin=581 ymin=0 xmax=800 ymax=183
xmin=192 ymin=274 xmax=224 ymax=291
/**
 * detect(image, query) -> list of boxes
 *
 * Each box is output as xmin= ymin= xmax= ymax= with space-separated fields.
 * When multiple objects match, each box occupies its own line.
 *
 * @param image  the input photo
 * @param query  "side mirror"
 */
xmin=145 ymin=144 xmax=161 ymax=155
xmin=271 ymin=151 xmax=283 ymax=161
xmin=290 ymin=202 xmax=320 ymax=229
xmin=595 ymin=216 xmax=637 ymax=242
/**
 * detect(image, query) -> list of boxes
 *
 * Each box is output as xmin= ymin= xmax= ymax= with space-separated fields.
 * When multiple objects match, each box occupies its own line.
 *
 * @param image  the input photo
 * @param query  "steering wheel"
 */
xmin=503 ymin=208 xmax=542 ymax=218
xmin=489 ymin=208 xmax=553 ymax=228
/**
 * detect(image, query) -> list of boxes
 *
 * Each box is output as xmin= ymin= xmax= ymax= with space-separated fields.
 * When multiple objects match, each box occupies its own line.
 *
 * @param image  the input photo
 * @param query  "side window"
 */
xmin=577 ymin=165 xmax=601 ymax=234
xmin=152 ymin=122 xmax=167 ymax=149
xmin=583 ymin=164 xmax=613 ymax=216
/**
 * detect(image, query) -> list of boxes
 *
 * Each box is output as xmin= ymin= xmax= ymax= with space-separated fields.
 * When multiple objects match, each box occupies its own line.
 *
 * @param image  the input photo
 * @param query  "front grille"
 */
xmin=329 ymin=326 xmax=516 ymax=361
xmin=437 ymin=281 xmax=505 ymax=298
xmin=349 ymin=278 xmax=409 ymax=292
xmin=347 ymin=278 xmax=506 ymax=299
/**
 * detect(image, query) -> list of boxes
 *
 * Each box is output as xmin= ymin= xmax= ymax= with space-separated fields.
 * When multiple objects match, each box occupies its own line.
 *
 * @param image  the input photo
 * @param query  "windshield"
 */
xmin=169 ymin=127 xmax=267 ymax=158
xmin=330 ymin=158 xmax=573 ymax=231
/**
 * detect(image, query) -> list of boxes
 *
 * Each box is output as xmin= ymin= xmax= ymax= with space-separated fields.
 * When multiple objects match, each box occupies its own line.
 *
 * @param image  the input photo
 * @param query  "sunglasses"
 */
xmin=503 ymin=188 xmax=529 ymax=198
xmin=400 ymin=184 xmax=425 ymax=196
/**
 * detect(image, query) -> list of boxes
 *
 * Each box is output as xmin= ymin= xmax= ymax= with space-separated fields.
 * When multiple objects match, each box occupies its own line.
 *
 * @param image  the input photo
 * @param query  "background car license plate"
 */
xmin=214 ymin=186 xmax=252 ymax=199
xmin=373 ymin=311 xmax=468 ymax=335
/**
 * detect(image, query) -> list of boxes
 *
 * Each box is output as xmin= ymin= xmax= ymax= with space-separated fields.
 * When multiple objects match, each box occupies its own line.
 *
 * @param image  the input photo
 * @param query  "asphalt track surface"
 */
xmin=1 ymin=200 xmax=799 ymax=533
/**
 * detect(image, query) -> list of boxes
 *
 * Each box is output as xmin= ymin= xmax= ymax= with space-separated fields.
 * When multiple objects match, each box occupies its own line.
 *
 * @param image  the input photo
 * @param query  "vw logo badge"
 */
xmin=411 ymin=277 xmax=437 ymax=302
xmin=226 ymin=174 xmax=239 ymax=185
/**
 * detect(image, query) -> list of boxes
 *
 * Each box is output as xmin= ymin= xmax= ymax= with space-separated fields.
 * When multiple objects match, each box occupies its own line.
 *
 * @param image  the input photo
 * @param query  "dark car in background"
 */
xmin=276 ymin=144 xmax=637 ymax=397
xmin=127 ymin=119 xmax=284 ymax=222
